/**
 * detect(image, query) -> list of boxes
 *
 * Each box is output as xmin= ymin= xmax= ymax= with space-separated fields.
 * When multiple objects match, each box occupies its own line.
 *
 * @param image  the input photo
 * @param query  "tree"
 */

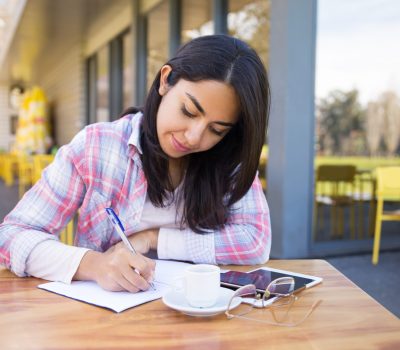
xmin=317 ymin=89 xmax=365 ymax=155
xmin=366 ymin=91 xmax=400 ymax=156
xmin=228 ymin=0 xmax=270 ymax=68
xmin=381 ymin=91 xmax=400 ymax=156
xmin=366 ymin=101 xmax=384 ymax=156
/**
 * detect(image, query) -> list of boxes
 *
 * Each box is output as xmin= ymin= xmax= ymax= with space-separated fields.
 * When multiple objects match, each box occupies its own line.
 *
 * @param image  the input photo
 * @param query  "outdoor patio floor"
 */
xmin=328 ymin=250 xmax=400 ymax=317
xmin=0 ymin=180 xmax=399 ymax=318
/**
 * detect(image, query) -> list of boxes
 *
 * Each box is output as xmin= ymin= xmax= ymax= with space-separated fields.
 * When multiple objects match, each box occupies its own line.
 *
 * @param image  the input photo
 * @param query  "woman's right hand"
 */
xmin=73 ymin=247 xmax=156 ymax=293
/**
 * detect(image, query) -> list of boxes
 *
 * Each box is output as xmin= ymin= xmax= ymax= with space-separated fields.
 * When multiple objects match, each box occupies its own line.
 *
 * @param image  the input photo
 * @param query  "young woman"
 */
xmin=0 ymin=35 xmax=271 ymax=293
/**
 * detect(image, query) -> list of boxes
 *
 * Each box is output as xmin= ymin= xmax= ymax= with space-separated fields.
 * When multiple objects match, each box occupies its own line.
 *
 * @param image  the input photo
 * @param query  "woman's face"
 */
xmin=156 ymin=65 xmax=240 ymax=161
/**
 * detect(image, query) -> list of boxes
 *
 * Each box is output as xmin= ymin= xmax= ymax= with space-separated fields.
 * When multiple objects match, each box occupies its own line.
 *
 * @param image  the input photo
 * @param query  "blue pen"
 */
xmin=105 ymin=207 xmax=155 ymax=290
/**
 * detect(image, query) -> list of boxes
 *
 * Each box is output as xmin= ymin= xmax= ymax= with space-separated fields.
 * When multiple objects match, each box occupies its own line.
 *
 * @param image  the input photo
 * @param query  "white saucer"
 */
xmin=162 ymin=287 xmax=241 ymax=317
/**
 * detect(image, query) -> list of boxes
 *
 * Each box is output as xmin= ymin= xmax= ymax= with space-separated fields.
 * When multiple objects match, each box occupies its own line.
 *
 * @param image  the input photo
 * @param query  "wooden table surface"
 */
xmin=1 ymin=259 xmax=399 ymax=350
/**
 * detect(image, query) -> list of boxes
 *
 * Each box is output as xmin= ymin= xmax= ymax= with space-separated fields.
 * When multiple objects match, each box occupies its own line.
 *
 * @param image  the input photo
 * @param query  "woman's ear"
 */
xmin=159 ymin=65 xmax=173 ymax=96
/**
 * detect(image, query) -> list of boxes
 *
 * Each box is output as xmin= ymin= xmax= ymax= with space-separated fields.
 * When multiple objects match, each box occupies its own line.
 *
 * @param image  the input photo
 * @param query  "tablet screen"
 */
xmin=220 ymin=269 xmax=315 ymax=296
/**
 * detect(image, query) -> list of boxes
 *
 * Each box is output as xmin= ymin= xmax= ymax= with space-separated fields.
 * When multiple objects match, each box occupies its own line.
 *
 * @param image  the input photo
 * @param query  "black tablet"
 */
xmin=221 ymin=266 xmax=322 ymax=306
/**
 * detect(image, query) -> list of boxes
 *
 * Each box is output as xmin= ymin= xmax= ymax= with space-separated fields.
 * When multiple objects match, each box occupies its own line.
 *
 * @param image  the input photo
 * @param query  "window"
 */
xmin=313 ymin=0 xmax=400 ymax=243
xmin=122 ymin=30 xmax=133 ymax=110
xmin=87 ymin=30 xmax=133 ymax=124
xmin=96 ymin=45 xmax=110 ymax=122
xmin=147 ymin=1 xmax=170 ymax=91
xmin=86 ymin=55 xmax=97 ymax=125
xmin=228 ymin=0 xmax=270 ymax=68
xmin=181 ymin=0 xmax=213 ymax=42
xmin=228 ymin=0 xmax=270 ymax=191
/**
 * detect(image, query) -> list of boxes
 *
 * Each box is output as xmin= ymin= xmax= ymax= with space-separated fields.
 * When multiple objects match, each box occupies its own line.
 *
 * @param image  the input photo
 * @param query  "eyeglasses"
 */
xmin=225 ymin=277 xmax=321 ymax=327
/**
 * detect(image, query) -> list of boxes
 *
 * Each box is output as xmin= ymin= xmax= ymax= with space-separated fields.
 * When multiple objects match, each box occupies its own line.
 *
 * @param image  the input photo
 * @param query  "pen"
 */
xmin=105 ymin=207 xmax=155 ymax=290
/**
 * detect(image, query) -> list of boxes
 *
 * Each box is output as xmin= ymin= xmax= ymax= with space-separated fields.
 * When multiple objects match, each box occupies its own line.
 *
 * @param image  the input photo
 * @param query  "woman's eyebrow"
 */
xmin=214 ymin=121 xmax=235 ymax=127
xmin=185 ymin=92 xmax=235 ymax=127
xmin=185 ymin=92 xmax=205 ymax=115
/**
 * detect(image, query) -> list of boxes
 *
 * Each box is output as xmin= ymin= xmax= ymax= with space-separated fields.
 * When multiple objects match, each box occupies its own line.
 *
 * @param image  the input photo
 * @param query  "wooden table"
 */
xmin=1 ymin=260 xmax=399 ymax=349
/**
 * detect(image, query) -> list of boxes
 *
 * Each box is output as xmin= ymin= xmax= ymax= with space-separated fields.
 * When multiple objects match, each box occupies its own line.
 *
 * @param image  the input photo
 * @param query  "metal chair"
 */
xmin=1 ymin=153 xmax=19 ymax=186
xmin=354 ymin=169 xmax=376 ymax=239
xmin=314 ymin=165 xmax=357 ymax=240
xmin=32 ymin=154 xmax=55 ymax=183
xmin=60 ymin=220 xmax=75 ymax=246
xmin=372 ymin=167 xmax=400 ymax=265
xmin=32 ymin=154 xmax=74 ymax=245
xmin=258 ymin=144 xmax=268 ymax=191
xmin=17 ymin=155 xmax=34 ymax=198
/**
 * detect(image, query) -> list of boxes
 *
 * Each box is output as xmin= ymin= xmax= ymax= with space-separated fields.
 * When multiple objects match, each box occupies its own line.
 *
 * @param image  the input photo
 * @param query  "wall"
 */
xmin=85 ymin=0 xmax=132 ymax=56
xmin=36 ymin=46 xmax=85 ymax=146
xmin=0 ymin=86 xmax=12 ymax=150
xmin=32 ymin=0 xmax=85 ymax=146
xmin=2 ymin=0 xmax=133 ymax=147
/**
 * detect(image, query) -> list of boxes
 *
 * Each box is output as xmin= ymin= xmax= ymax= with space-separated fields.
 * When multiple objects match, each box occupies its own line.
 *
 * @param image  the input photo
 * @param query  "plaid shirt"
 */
xmin=0 ymin=113 xmax=271 ymax=277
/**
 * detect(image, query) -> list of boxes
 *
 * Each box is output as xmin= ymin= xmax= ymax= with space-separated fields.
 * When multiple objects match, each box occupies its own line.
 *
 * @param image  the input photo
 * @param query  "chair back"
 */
xmin=33 ymin=154 xmax=55 ymax=183
xmin=316 ymin=165 xmax=356 ymax=197
xmin=1 ymin=153 xmax=19 ymax=186
xmin=372 ymin=166 xmax=400 ymax=264
xmin=17 ymin=155 xmax=34 ymax=197
xmin=317 ymin=165 xmax=356 ymax=182
xmin=375 ymin=167 xmax=400 ymax=199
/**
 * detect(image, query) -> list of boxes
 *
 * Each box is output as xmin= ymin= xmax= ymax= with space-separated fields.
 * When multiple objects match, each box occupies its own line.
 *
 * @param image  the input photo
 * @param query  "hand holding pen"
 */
xmin=105 ymin=207 xmax=156 ymax=291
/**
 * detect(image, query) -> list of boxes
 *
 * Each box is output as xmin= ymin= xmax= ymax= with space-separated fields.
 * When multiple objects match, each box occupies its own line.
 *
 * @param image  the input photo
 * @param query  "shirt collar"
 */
xmin=128 ymin=111 xmax=144 ymax=155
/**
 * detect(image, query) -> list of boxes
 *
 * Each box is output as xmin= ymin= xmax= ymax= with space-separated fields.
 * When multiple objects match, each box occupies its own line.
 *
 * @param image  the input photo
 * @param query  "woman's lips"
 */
xmin=171 ymin=135 xmax=191 ymax=153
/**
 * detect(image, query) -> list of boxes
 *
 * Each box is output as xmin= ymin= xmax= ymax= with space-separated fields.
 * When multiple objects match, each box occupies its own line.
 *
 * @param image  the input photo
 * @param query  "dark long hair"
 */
xmin=125 ymin=35 xmax=270 ymax=233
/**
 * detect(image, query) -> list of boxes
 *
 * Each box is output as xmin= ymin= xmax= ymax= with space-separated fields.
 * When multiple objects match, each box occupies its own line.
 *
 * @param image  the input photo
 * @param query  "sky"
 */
xmin=316 ymin=0 xmax=400 ymax=104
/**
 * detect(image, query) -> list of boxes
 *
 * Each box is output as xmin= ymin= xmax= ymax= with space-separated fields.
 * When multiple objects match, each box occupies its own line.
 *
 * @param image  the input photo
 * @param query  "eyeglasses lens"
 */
xmin=226 ymin=284 xmax=257 ymax=319
xmin=225 ymin=279 xmax=321 ymax=327
xmin=267 ymin=277 xmax=294 ymax=295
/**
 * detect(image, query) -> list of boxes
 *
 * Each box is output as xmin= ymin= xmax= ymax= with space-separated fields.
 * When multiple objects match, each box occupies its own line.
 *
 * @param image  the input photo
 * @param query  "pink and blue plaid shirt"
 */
xmin=0 ymin=113 xmax=271 ymax=277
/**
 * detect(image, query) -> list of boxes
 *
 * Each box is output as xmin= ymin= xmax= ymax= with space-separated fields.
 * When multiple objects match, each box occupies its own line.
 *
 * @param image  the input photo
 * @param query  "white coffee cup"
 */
xmin=176 ymin=264 xmax=221 ymax=308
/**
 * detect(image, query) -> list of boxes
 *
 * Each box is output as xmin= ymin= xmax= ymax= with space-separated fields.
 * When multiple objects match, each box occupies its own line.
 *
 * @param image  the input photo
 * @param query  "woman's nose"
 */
xmin=184 ymin=122 xmax=205 ymax=147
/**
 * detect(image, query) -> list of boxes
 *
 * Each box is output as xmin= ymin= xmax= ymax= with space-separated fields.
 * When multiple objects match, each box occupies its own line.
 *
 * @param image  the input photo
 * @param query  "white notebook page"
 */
xmin=38 ymin=259 xmax=191 ymax=312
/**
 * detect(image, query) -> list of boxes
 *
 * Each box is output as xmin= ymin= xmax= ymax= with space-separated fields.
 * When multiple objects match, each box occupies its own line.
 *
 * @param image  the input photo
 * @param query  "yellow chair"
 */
xmin=372 ymin=167 xmax=400 ymax=265
xmin=33 ymin=154 xmax=74 ymax=245
xmin=17 ymin=155 xmax=34 ymax=198
xmin=0 ymin=153 xmax=4 ymax=180
xmin=314 ymin=165 xmax=357 ymax=239
xmin=60 ymin=219 xmax=75 ymax=246
xmin=353 ymin=169 xmax=376 ymax=238
xmin=32 ymin=154 xmax=55 ymax=183
xmin=258 ymin=144 xmax=268 ymax=191
xmin=32 ymin=153 xmax=74 ymax=245
xmin=2 ymin=153 xmax=19 ymax=186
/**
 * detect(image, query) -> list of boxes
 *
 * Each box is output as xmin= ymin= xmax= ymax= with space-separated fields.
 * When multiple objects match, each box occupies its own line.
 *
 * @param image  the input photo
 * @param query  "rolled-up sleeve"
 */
xmin=213 ymin=176 xmax=271 ymax=265
xmin=158 ymin=227 xmax=216 ymax=264
xmin=0 ymin=129 xmax=87 ymax=276
xmin=157 ymin=176 xmax=271 ymax=266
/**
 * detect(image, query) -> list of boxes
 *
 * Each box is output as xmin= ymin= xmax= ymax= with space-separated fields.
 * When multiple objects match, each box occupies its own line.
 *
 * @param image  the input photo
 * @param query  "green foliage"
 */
xmin=317 ymin=89 xmax=366 ymax=155
xmin=228 ymin=0 xmax=270 ymax=68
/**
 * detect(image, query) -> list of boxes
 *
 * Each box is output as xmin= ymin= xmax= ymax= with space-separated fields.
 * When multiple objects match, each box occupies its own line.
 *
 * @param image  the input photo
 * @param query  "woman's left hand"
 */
xmin=110 ymin=228 xmax=159 ymax=255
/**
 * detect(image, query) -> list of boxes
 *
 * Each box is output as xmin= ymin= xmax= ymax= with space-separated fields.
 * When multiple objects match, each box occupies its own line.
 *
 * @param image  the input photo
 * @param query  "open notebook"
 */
xmin=38 ymin=260 xmax=191 ymax=313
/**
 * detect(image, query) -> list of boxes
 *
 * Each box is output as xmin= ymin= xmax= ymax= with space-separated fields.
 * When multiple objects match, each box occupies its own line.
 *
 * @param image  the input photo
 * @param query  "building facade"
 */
xmin=4 ymin=0 xmax=383 ymax=259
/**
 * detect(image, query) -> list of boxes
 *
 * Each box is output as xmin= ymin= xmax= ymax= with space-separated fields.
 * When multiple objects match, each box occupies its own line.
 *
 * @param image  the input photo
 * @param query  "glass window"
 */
xmin=96 ymin=45 xmax=110 ymax=122
xmin=313 ymin=0 xmax=400 ymax=243
xmin=181 ymin=0 xmax=213 ymax=42
xmin=147 ymin=1 xmax=170 ymax=91
xmin=87 ymin=55 xmax=97 ymax=125
xmin=228 ymin=0 xmax=270 ymax=192
xmin=122 ymin=30 xmax=133 ymax=109
xmin=228 ymin=0 xmax=270 ymax=68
